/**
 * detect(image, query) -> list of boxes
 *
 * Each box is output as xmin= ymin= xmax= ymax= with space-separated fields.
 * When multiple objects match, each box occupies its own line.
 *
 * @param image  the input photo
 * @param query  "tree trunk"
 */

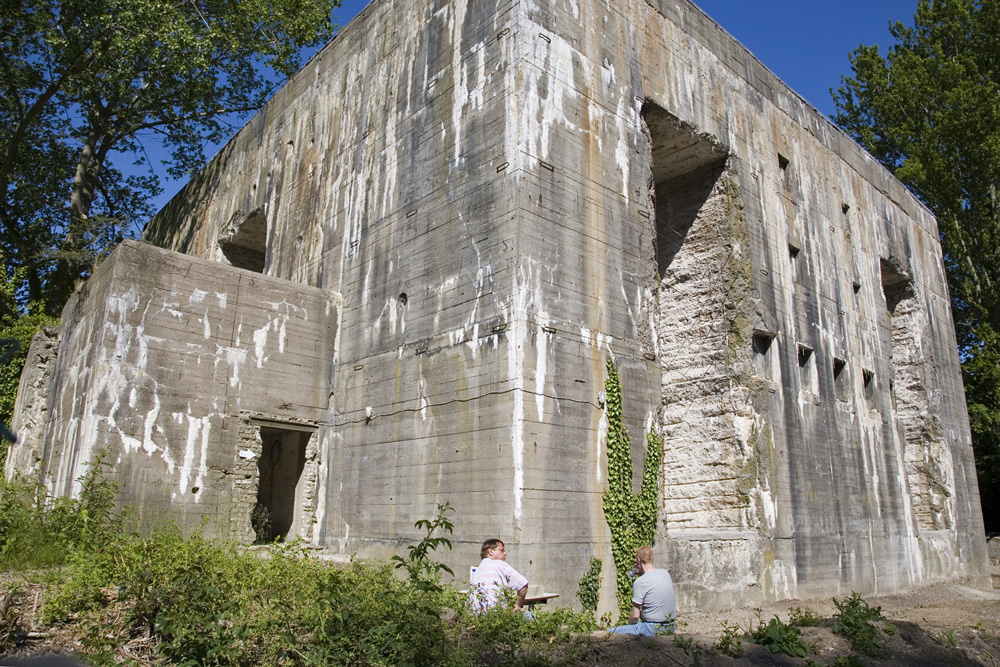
xmin=48 ymin=111 xmax=108 ymax=315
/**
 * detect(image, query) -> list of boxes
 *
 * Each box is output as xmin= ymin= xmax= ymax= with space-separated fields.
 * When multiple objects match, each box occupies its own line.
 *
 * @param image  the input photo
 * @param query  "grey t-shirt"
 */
xmin=632 ymin=568 xmax=676 ymax=622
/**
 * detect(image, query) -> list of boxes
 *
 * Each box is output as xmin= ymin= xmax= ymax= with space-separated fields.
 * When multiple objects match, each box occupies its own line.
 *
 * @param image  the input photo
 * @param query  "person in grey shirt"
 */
xmin=609 ymin=545 xmax=676 ymax=635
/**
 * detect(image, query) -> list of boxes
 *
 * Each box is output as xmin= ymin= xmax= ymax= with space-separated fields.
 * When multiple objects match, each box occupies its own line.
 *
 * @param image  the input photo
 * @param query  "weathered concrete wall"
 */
xmin=8 ymin=241 xmax=337 ymax=537
xmin=16 ymin=0 xmax=988 ymax=613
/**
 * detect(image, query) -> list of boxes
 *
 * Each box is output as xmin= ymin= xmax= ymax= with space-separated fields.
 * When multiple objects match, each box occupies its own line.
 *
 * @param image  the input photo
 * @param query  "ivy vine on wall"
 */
xmin=602 ymin=357 xmax=664 ymax=622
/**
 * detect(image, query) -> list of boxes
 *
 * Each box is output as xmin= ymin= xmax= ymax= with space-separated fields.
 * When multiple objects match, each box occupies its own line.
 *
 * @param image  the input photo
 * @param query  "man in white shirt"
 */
xmin=609 ymin=545 xmax=676 ymax=635
xmin=469 ymin=538 xmax=529 ymax=611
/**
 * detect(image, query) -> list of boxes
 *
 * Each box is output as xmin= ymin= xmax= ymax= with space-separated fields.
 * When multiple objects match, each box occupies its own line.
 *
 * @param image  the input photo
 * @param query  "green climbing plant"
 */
xmin=576 ymin=556 xmax=602 ymax=613
xmin=601 ymin=357 xmax=664 ymax=622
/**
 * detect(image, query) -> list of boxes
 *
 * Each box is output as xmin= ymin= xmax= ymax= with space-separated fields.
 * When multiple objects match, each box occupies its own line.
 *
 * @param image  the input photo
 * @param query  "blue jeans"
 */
xmin=608 ymin=620 xmax=675 ymax=636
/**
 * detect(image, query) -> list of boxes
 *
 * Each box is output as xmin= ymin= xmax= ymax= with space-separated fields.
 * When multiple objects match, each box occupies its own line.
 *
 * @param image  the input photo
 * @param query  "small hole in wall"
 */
xmin=753 ymin=332 xmax=774 ymax=355
xmin=797 ymin=345 xmax=813 ymax=367
xmin=862 ymin=368 xmax=875 ymax=401
xmin=853 ymin=282 xmax=862 ymax=294
xmin=191 ymin=487 xmax=200 ymax=494
xmin=778 ymin=153 xmax=791 ymax=189
xmin=398 ymin=293 xmax=408 ymax=306
xmin=833 ymin=358 xmax=849 ymax=402
xmin=752 ymin=331 xmax=777 ymax=378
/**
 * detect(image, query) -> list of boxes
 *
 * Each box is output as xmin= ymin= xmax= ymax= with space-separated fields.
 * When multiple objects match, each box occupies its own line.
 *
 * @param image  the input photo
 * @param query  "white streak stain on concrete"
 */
xmin=595 ymin=404 xmax=607 ymax=484
xmin=178 ymin=411 xmax=211 ymax=500
xmin=506 ymin=275 xmax=529 ymax=531
xmin=449 ymin=0 xmax=468 ymax=165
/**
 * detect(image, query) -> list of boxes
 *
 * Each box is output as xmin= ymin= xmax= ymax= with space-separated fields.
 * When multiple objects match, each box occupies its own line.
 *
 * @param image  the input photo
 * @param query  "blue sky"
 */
xmin=146 ymin=0 xmax=919 ymax=211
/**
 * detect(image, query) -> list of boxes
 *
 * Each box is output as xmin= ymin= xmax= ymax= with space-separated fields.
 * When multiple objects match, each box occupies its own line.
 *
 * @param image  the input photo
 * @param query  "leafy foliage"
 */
xmin=0 ymin=451 xmax=121 ymax=571
xmin=0 ymin=470 xmax=600 ymax=665
xmin=715 ymin=620 xmax=744 ymax=658
xmin=391 ymin=502 xmax=455 ymax=592
xmin=832 ymin=592 xmax=891 ymax=658
xmin=1 ymin=0 xmax=340 ymax=317
xmin=577 ymin=556 xmax=602 ymax=613
xmin=602 ymin=357 xmax=664 ymax=622
xmin=832 ymin=0 xmax=1000 ymax=530
xmin=746 ymin=609 xmax=811 ymax=658
xmin=789 ymin=606 xmax=823 ymax=627
xmin=673 ymin=635 xmax=703 ymax=666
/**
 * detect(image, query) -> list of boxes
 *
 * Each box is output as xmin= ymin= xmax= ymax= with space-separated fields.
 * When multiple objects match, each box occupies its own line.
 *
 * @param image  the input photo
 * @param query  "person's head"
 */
xmin=637 ymin=545 xmax=654 ymax=566
xmin=481 ymin=538 xmax=506 ymax=560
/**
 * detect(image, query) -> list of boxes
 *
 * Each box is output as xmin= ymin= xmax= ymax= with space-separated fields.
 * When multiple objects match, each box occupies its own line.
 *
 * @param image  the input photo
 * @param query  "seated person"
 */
xmin=469 ymin=538 xmax=528 ymax=612
xmin=609 ymin=545 xmax=676 ymax=635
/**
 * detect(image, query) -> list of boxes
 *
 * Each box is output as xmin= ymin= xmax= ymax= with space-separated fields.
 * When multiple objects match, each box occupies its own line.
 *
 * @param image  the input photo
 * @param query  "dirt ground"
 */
xmin=578 ymin=565 xmax=1000 ymax=667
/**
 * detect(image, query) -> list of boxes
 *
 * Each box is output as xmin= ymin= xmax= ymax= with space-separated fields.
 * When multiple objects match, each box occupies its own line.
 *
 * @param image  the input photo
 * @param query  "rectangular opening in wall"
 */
xmin=833 ymin=357 xmax=849 ymax=402
xmin=642 ymin=103 xmax=728 ymax=278
xmin=752 ymin=331 xmax=777 ymax=378
xmin=254 ymin=425 xmax=311 ymax=542
xmin=797 ymin=343 xmax=816 ymax=393
xmin=778 ymin=153 xmax=791 ymax=189
xmin=789 ymin=244 xmax=801 ymax=281
xmin=219 ymin=206 xmax=268 ymax=273
xmin=879 ymin=257 xmax=914 ymax=314
xmin=862 ymin=368 xmax=875 ymax=401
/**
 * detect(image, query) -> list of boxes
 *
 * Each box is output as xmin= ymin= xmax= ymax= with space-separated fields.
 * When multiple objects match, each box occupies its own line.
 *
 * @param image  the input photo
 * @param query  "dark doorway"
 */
xmin=253 ymin=428 xmax=308 ymax=542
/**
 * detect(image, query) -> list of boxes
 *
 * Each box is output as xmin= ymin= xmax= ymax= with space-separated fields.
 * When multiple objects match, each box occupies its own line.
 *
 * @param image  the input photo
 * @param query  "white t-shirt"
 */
xmin=632 ymin=568 xmax=676 ymax=622
xmin=469 ymin=557 xmax=529 ymax=610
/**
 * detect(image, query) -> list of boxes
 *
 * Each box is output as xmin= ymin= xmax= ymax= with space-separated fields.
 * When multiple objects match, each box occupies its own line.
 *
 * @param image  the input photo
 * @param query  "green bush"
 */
xmin=0 ymin=452 xmax=123 ymax=571
xmin=715 ymin=620 xmax=744 ymax=657
xmin=2 ymin=473 xmax=597 ymax=666
xmin=789 ymin=606 xmax=822 ymax=627
xmin=832 ymin=592 xmax=891 ymax=658
xmin=746 ymin=609 xmax=810 ymax=658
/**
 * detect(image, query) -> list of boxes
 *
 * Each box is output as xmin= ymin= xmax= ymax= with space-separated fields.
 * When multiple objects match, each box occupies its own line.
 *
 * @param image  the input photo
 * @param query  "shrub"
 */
xmin=715 ymin=620 xmax=744 ymax=657
xmin=746 ymin=609 xmax=810 ymax=658
xmin=832 ymin=592 xmax=891 ymax=658
xmin=789 ymin=606 xmax=822 ymax=627
xmin=0 ymin=451 xmax=123 ymax=572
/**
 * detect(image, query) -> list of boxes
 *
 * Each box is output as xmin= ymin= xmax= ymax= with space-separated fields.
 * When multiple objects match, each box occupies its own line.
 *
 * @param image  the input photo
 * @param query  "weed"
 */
xmin=746 ymin=608 xmax=810 ymax=657
xmin=833 ymin=591 xmax=891 ymax=658
xmin=715 ymin=620 xmax=744 ymax=657
xmin=939 ymin=629 xmax=958 ymax=647
xmin=673 ymin=635 xmax=702 ymax=666
xmin=789 ymin=606 xmax=822 ymax=626
xmin=391 ymin=502 xmax=455 ymax=592
xmin=832 ymin=655 xmax=864 ymax=667
xmin=0 ymin=451 xmax=123 ymax=572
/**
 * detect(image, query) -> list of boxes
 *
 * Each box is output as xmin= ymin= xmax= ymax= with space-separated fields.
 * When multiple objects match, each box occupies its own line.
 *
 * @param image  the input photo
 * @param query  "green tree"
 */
xmin=832 ymin=0 xmax=1000 ymax=532
xmin=1 ymin=0 xmax=341 ymax=316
